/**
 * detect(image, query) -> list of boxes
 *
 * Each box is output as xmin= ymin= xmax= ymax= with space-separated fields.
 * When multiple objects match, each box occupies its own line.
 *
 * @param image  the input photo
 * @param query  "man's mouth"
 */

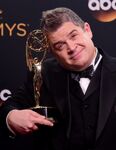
xmin=69 ymin=49 xmax=83 ymax=60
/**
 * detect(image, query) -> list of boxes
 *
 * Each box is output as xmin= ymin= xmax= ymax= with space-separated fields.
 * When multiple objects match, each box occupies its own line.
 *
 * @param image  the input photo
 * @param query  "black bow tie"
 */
xmin=78 ymin=65 xmax=94 ymax=79
xmin=71 ymin=65 xmax=94 ymax=81
xmin=71 ymin=51 xmax=100 ymax=81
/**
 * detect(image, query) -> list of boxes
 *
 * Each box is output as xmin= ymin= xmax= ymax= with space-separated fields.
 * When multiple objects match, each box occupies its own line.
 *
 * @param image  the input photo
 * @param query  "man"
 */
xmin=1 ymin=7 xmax=116 ymax=150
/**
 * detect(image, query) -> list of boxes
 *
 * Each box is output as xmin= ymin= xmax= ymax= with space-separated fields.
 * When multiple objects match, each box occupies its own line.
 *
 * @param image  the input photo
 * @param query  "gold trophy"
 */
xmin=26 ymin=29 xmax=58 ymax=122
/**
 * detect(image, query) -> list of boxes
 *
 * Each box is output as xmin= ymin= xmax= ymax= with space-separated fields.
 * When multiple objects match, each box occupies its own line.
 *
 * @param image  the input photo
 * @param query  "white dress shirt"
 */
xmin=79 ymin=50 xmax=102 ymax=94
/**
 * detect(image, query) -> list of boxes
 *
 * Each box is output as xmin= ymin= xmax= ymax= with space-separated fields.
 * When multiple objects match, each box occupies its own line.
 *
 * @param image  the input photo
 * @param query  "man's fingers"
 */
xmin=33 ymin=117 xmax=54 ymax=126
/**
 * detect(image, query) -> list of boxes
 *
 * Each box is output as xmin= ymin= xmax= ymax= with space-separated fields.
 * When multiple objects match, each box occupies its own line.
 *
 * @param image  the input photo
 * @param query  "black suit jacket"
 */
xmin=1 ymin=48 xmax=116 ymax=150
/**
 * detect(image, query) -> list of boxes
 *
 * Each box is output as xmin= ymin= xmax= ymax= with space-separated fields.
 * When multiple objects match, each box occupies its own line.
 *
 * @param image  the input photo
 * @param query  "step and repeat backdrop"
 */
xmin=0 ymin=0 xmax=116 ymax=105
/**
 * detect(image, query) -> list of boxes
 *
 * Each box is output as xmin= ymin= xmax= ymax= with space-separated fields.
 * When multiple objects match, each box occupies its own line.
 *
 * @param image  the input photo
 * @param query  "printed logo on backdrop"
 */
xmin=0 ymin=9 xmax=29 ymax=37
xmin=0 ymin=89 xmax=11 ymax=106
xmin=0 ymin=8 xmax=29 ymax=105
xmin=88 ymin=0 xmax=116 ymax=22
xmin=0 ymin=89 xmax=11 ymax=101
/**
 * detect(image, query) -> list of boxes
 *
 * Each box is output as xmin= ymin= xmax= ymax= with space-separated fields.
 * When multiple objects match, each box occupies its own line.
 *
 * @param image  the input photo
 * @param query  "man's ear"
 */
xmin=84 ymin=22 xmax=93 ymax=38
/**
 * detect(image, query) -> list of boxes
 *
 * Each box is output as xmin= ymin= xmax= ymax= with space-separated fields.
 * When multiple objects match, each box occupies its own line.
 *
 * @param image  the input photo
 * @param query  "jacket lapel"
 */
xmin=96 ymin=57 xmax=116 ymax=140
xmin=52 ymin=69 xmax=69 ymax=117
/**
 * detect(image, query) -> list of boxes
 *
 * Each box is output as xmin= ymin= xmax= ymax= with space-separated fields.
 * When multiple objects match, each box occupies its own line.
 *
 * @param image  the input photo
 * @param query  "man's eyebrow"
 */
xmin=67 ymin=29 xmax=77 ymax=36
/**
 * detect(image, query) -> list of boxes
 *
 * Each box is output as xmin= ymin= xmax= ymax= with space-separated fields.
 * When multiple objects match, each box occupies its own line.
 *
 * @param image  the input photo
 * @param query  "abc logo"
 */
xmin=88 ymin=0 xmax=116 ymax=11
xmin=88 ymin=0 xmax=116 ymax=22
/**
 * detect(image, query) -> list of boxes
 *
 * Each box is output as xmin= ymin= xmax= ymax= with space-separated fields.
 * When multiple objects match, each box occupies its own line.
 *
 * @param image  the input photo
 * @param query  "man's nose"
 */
xmin=67 ymin=40 xmax=76 ymax=52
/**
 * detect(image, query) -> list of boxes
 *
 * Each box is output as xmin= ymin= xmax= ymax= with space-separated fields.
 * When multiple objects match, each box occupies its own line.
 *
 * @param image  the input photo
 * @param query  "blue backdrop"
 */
xmin=0 ymin=0 xmax=116 ymax=104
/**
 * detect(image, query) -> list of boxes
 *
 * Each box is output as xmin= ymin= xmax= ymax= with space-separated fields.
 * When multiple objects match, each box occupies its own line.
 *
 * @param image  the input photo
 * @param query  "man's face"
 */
xmin=48 ymin=22 xmax=96 ymax=71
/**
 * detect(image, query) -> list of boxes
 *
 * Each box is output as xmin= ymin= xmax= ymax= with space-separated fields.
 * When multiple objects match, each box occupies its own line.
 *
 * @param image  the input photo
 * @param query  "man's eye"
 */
xmin=55 ymin=43 xmax=64 ymax=50
xmin=71 ymin=34 xmax=77 ymax=39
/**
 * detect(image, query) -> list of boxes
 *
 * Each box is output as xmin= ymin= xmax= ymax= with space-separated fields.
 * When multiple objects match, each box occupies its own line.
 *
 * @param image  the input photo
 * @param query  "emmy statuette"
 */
xmin=26 ymin=29 xmax=58 ymax=122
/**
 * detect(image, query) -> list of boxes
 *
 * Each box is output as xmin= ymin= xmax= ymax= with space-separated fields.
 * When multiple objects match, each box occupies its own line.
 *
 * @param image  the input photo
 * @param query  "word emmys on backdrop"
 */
xmin=0 ymin=9 xmax=29 ymax=37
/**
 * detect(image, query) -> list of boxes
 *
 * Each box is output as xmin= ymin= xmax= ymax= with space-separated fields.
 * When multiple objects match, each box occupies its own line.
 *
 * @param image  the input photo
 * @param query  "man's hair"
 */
xmin=40 ymin=7 xmax=85 ymax=33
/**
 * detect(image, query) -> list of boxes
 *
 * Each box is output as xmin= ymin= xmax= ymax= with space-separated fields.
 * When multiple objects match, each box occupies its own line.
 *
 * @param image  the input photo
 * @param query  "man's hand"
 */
xmin=7 ymin=109 xmax=54 ymax=135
